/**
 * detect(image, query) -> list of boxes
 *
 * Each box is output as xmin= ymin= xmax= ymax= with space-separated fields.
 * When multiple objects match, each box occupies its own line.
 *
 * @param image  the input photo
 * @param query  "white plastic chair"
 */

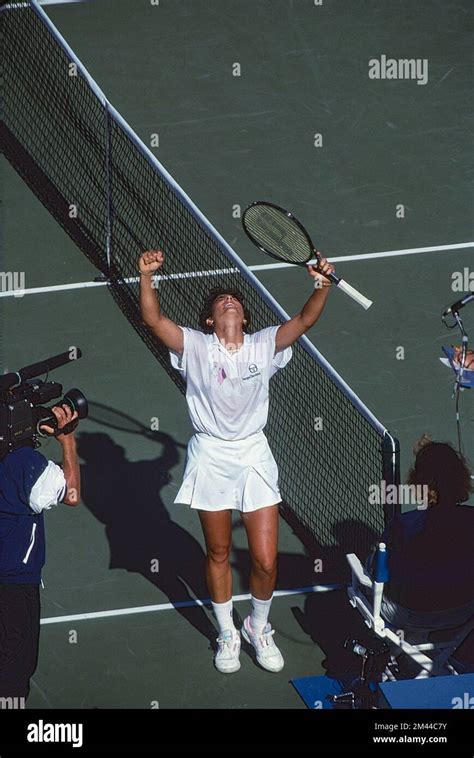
xmin=346 ymin=544 xmax=474 ymax=679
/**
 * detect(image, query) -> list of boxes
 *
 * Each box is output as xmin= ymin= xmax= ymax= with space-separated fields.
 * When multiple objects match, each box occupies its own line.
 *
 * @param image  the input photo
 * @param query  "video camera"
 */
xmin=0 ymin=348 xmax=88 ymax=458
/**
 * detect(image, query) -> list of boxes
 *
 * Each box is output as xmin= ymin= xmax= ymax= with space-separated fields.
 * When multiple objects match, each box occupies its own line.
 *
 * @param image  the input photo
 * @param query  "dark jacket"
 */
xmin=382 ymin=503 xmax=474 ymax=611
xmin=0 ymin=447 xmax=52 ymax=584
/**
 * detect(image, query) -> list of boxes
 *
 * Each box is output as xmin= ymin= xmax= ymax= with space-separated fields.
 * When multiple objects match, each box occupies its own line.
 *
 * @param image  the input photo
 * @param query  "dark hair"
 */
xmin=198 ymin=287 xmax=252 ymax=334
xmin=407 ymin=436 xmax=473 ymax=505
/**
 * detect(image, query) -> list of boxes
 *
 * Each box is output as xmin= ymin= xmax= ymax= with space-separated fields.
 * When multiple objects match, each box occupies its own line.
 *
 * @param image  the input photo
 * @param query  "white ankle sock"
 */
xmin=212 ymin=599 xmax=236 ymax=635
xmin=250 ymin=594 xmax=273 ymax=633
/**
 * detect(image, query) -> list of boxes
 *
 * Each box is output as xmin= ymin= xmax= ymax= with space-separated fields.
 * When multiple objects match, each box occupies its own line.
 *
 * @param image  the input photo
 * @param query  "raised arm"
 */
xmin=40 ymin=404 xmax=81 ymax=506
xmin=275 ymin=256 xmax=335 ymax=352
xmin=138 ymin=250 xmax=184 ymax=353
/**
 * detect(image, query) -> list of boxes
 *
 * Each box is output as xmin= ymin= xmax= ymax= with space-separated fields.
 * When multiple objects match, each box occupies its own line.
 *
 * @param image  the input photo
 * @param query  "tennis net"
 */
xmin=1 ymin=0 xmax=400 ymax=582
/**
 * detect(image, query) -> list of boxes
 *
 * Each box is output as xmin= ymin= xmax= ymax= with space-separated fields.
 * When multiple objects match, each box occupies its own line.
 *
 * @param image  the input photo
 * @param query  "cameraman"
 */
xmin=0 ymin=404 xmax=80 ymax=703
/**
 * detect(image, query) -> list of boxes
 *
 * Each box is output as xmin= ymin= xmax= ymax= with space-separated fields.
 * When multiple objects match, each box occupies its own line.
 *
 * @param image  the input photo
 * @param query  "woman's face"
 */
xmin=208 ymin=293 xmax=245 ymax=330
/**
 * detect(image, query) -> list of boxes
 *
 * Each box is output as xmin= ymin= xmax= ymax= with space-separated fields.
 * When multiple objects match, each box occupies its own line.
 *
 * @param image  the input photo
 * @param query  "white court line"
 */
xmin=40 ymin=584 xmax=341 ymax=625
xmin=304 ymin=240 xmax=473 ymax=265
xmin=39 ymin=0 xmax=94 ymax=5
xmin=1 ymin=241 xmax=472 ymax=299
xmin=3 ymin=0 xmax=89 ymax=7
xmin=0 ymin=270 xmax=238 ymax=298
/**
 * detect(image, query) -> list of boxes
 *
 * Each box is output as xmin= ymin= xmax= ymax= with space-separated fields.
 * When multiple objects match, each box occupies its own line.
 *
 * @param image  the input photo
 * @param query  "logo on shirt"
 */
xmin=242 ymin=363 xmax=261 ymax=381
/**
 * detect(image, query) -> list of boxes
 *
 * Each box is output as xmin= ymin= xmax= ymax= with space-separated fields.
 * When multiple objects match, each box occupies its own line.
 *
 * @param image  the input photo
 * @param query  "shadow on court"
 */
xmin=233 ymin=519 xmax=382 ymax=675
xmin=290 ymin=521 xmax=382 ymax=675
xmin=292 ymin=589 xmax=379 ymax=677
xmin=232 ymin=516 xmax=381 ymax=588
xmin=76 ymin=429 xmax=217 ymax=644
xmin=76 ymin=400 xmax=384 ymax=674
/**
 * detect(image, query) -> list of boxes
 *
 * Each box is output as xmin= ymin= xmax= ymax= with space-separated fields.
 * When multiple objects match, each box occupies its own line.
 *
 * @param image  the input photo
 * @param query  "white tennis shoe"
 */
xmin=241 ymin=616 xmax=285 ymax=672
xmin=214 ymin=628 xmax=241 ymax=674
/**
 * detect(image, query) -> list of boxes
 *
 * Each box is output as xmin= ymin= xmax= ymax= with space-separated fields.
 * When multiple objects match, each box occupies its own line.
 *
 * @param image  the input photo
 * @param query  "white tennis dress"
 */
xmin=169 ymin=325 xmax=292 ymax=512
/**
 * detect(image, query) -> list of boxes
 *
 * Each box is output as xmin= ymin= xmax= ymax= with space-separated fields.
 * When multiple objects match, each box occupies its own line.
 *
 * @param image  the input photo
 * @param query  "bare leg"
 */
xmin=240 ymin=504 xmax=279 ymax=600
xmin=198 ymin=509 xmax=233 ymax=603
xmin=239 ymin=505 xmax=285 ymax=672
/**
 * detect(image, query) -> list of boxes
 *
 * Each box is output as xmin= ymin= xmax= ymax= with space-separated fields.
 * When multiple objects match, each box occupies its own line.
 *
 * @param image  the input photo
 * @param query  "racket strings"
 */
xmin=243 ymin=205 xmax=312 ymax=263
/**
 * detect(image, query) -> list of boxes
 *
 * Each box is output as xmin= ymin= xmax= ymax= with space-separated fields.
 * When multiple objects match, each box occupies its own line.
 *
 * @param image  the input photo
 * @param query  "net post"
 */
xmin=382 ymin=432 xmax=401 ymax=522
xmin=104 ymin=104 xmax=113 ymax=273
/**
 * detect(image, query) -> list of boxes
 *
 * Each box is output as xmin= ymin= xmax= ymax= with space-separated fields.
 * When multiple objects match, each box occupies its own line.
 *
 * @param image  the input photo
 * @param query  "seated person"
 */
xmin=440 ymin=345 xmax=474 ymax=386
xmin=373 ymin=435 xmax=474 ymax=640
xmin=452 ymin=346 xmax=474 ymax=370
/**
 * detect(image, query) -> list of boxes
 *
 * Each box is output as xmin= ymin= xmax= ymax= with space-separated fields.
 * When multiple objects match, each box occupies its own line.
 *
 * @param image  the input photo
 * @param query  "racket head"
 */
xmin=86 ymin=402 xmax=158 ymax=439
xmin=242 ymin=201 xmax=317 ymax=265
xmin=86 ymin=402 xmax=188 ymax=446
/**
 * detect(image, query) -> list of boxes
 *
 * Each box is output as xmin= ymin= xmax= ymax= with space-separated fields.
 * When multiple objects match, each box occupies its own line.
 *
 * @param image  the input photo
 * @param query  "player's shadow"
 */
xmin=77 ymin=428 xmax=216 ymax=645
xmin=232 ymin=517 xmax=381 ymax=673
xmin=292 ymin=589 xmax=380 ymax=677
xmin=289 ymin=520 xmax=382 ymax=675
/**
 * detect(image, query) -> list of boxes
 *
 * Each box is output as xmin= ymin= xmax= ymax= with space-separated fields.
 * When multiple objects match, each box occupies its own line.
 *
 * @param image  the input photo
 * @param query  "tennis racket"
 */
xmin=242 ymin=201 xmax=373 ymax=310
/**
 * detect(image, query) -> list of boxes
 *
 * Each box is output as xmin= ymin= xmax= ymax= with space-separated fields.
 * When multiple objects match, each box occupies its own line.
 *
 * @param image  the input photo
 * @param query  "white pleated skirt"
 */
xmin=174 ymin=430 xmax=281 ymax=512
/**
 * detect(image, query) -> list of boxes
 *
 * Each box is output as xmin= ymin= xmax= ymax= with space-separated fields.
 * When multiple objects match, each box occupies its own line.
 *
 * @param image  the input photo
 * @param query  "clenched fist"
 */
xmin=138 ymin=250 xmax=164 ymax=275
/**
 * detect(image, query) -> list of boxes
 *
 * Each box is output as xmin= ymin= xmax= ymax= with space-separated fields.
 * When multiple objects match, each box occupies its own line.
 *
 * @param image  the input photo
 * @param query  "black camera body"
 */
xmin=0 ymin=349 xmax=88 ymax=458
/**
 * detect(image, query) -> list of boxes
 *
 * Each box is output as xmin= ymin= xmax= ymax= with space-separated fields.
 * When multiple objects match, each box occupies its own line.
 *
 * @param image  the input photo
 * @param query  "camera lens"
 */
xmin=63 ymin=388 xmax=88 ymax=419
xmin=35 ymin=388 xmax=88 ymax=437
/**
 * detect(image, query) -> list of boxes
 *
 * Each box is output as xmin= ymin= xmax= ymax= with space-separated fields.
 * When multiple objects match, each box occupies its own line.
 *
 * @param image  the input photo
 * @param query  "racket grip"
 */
xmin=335 ymin=279 xmax=373 ymax=310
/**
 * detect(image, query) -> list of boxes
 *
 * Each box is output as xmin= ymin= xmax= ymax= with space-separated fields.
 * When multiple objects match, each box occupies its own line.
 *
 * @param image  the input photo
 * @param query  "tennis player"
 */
xmin=139 ymin=250 xmax=334 ymax=673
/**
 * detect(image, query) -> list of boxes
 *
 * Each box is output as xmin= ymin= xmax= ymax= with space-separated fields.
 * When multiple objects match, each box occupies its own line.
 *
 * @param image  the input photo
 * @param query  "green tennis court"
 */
xmin=1 ymin=0 xmax=473 ymax=712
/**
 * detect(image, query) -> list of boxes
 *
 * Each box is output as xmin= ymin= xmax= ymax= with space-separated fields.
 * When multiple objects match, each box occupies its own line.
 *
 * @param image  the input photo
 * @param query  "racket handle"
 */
xmin=333 ymin=277 xmax=373 ymax=310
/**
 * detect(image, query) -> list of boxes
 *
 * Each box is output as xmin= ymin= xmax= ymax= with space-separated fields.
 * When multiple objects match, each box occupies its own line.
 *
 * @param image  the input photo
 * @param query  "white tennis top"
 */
xmin=169 ymin=325 xmax=292 ymax=440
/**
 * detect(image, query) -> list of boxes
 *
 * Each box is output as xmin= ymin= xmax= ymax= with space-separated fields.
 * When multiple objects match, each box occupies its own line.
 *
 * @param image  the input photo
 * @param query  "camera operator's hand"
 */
xmin=40 ymin=405 xmax=81 ymax=506
xmin=40 ymin=405 xmax=79 ymax=438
